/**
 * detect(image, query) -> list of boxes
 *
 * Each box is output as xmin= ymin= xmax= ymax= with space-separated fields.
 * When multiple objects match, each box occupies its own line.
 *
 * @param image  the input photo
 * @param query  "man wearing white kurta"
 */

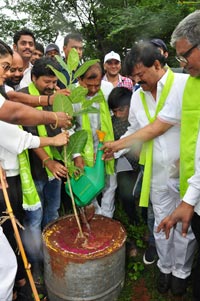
xmin=114 ymin=41 xmax=196 ymax=296
xmin=73 ymin=64 xmax=116 ymax=218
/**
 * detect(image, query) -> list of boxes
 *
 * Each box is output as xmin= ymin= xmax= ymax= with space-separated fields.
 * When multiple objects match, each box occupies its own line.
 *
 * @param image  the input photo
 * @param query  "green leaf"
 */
xmin=65 ymin=130 xmax=88 ymax=160
xmin=88 ymin=93 xmax=104 ymax=103
xmin=50 ymin=146 xmax=64 ymax=161
xmin=47 ymin=65 xmax=67 ymax=87
xmin=67 ymin=48 xmax=80 ymax=72
xmin=73 ymin=106 xmax=99 ymax=116
xmin=53 ymin=94 xmax=73 ymax=116
xmin=54 ymin=55 xmax=70 ymax=74
xmin=68 ymin=84 xmax=77 ymax=91
xmin=73 ymin=59 xmax=100 ymax=80
xmin=70 ymin=86 xmax=88 ymax=103
xmin=81 ymin=99 xmax=95 ymax=109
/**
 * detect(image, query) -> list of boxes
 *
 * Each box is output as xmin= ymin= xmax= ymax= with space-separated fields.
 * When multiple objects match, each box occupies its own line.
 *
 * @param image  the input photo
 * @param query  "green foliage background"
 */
xmin=0 ymin=0 xmax=199 ymax=67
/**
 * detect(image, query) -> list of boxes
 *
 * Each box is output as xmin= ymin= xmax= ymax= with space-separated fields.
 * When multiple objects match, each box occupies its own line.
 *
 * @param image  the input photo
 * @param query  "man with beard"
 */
xmin=19 ymin=56 xmax=68 ymax=283
xmin=13 ymin=28 xmax=35 ymax=89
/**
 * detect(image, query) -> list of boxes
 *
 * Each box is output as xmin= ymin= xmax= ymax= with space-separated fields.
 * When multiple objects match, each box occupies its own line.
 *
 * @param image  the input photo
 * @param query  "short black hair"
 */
xmin=35 ymin=42 xmax=44 ymax=54
xmin=108 ymin=87 xmax=132 ymax=110
xmin=0 ymin=39 xmax=13 ymax=57
xmin=64 ymin=33 xmax=82 ymax=46
xmin=13 ymin=28 xmax=35 ymax=45
xmin=31 ymin=57 xmax=60 ymax=79
xmin=124 ymin=41 xmax=166 ymax=76
xmin=79 ymin=62 xmax=102 ymax=80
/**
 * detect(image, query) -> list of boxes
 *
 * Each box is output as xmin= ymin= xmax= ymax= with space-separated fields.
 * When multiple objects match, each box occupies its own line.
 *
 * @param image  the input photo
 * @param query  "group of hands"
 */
xmin=0 ymin=128 xmax=195 ymax=241
xmin=1 ymin=87 xmax=194 ymax=243
xmin=52 ymin=99 xmax=195 ymax=242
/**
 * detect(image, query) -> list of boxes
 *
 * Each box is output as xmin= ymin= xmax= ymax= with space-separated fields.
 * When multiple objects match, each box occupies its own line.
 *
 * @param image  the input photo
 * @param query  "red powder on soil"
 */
xmin=43 ymin=215 xmax=126 ymax=259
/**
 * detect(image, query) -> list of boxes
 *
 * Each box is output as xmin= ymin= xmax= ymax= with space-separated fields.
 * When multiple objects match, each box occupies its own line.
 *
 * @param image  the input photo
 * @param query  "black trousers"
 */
xmin=117 ymin=170 xmax=139 ymax=225
xmin=191 ymin=212 xmax=200 ymax=299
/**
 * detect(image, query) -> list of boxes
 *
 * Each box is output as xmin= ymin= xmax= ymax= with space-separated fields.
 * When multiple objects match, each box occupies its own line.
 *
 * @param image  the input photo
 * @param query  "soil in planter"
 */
xmin=43 ymin=214 xmax=127 ymax=261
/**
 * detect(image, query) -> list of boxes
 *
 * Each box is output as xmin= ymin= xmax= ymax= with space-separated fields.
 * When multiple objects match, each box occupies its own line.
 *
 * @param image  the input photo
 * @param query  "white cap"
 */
xmin=104 ymin=51 xmax=121 ymax=63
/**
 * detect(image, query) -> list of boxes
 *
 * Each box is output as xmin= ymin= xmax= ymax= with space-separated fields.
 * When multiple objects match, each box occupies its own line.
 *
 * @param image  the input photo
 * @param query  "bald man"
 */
xmin=5 ymin=51 xmax=24 ymax=91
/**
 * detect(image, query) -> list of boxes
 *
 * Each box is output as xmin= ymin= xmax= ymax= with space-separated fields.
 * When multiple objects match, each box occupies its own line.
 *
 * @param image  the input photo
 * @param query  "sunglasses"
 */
xmin=0 ymin=63 xmax=11 ymax=72
xmin=175 ymin=44 xmax=198 ymax=64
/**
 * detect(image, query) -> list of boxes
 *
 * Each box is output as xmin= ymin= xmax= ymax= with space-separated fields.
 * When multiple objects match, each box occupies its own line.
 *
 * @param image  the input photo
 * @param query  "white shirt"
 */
xmin=0 ymin=94 xmax=5 ymax=107
xmin=19 ymin=62 xmax=32 ymax=89
xmin=4 ymin=84 xmax=13 ymax=93
xmin=0 ymin=121 xmax=40 ymax=177
xmin=116 ymin=70 xmax=188 ymax=190
xmin=159 ymin=74 xmax=200 ymax=215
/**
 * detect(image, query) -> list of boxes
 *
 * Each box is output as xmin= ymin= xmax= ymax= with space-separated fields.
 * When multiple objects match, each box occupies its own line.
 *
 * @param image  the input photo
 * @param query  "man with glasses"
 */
xmin=158 ymin=10 xmax=200 ymax=301
xmin=103 ymin=51 xmax=133 ymax=91
xmin=175 ymin=44 xmax=197 ymax=66
xmin=102 ymin=10 xmax=200 ymax=301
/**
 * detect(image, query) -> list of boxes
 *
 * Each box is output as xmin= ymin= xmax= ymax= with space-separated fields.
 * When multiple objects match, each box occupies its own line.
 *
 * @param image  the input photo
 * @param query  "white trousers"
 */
xmin=0 ymin=226 xmax=17 ymax=301
xmin=93 ymin=174 xmax=117 ymax=218
xmin=151 ymin=179 xmax=197 ymax=279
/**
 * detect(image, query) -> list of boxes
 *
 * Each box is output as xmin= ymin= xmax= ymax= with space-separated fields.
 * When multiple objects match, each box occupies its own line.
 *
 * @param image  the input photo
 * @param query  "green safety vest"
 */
xmin=139 ymin=69 xmax=175 ymax=207
xmin=81 ymin=89 xmax=115 ymax=175
xmin=180 ymin=76 xmax=200 ymax=197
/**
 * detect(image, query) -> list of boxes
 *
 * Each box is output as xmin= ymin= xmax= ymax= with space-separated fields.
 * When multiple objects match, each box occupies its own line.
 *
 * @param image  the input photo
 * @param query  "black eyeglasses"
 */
xmin=175 ymin=44 xmax=198 ymax=64
xmin=0 ymin=63 xmax=11 ymax=72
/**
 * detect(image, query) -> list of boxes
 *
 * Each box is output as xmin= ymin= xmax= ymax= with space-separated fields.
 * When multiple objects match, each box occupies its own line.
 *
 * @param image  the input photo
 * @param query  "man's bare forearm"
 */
xmin=0 ymin=100 xmax=66 ymax=127
xmin=7 ymin=91 xmax=49 ymax=107
xmin=117 ymin=118 xmax=172 ymax=150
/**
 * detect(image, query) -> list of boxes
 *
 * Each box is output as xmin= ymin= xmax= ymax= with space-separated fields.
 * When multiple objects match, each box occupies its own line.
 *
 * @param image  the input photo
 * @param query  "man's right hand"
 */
xmin=74 ymin=156 xmax=85 ymax=169
xmin=157 ymin=201 xmax=194 ymax=239
xmin=101 ymin=140 xmax=119 ymax=160
xmin=55 ymin=112 xmax=72 ymax=129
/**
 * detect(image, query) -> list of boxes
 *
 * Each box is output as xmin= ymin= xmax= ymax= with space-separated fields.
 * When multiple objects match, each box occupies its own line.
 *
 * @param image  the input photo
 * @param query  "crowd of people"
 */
xmin=1 ymin=9 xmax=200 ymax=301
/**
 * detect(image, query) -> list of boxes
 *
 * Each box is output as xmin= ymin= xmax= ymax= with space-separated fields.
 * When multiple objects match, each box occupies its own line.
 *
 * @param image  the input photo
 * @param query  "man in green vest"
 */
xmin=103 ymin=40 xmax=196 ymax=297
xmin=157 ymin=11 xmax=200 ymax=301
xmin=72 ymin=62 xmax=116 ymax=218
xmin=102 ymin=11 xmax=200 ymax=301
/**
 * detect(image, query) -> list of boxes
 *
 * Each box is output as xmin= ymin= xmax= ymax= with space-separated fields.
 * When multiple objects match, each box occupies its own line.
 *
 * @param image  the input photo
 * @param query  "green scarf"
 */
xmin=139 ymin=68 xmax=175 ymax=207
xmin=82 ymin=90 xmax=115 ymax=175
xmin=180 ymin=76 xmax=200 ymax=197
xmin=28 ymin=82 xmax=54 ymax=179
xmin=18 ymin=129 xmax=41 ymax=211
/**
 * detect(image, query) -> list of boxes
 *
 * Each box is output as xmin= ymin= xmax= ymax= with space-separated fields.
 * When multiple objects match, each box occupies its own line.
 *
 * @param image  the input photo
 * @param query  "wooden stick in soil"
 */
xmin=0 ymin=165 xmax=40 ymax=301
xmin=66 ymin=173 xmax=85 ymax=238
xmin=62 ymin=132 xmax=84 ymax=238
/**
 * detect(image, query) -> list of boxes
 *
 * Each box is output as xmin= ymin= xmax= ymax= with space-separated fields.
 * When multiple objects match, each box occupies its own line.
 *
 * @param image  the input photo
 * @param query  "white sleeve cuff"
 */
xmin=72 ymin=153 xmax=81 ymax=159
xmin=183 ymin=184 xmax=200 ymax=207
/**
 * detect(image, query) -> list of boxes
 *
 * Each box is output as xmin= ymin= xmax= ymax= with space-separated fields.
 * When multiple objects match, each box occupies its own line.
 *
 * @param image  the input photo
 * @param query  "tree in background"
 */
xmin=0 ymin=0 xmax=199 ymax=67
